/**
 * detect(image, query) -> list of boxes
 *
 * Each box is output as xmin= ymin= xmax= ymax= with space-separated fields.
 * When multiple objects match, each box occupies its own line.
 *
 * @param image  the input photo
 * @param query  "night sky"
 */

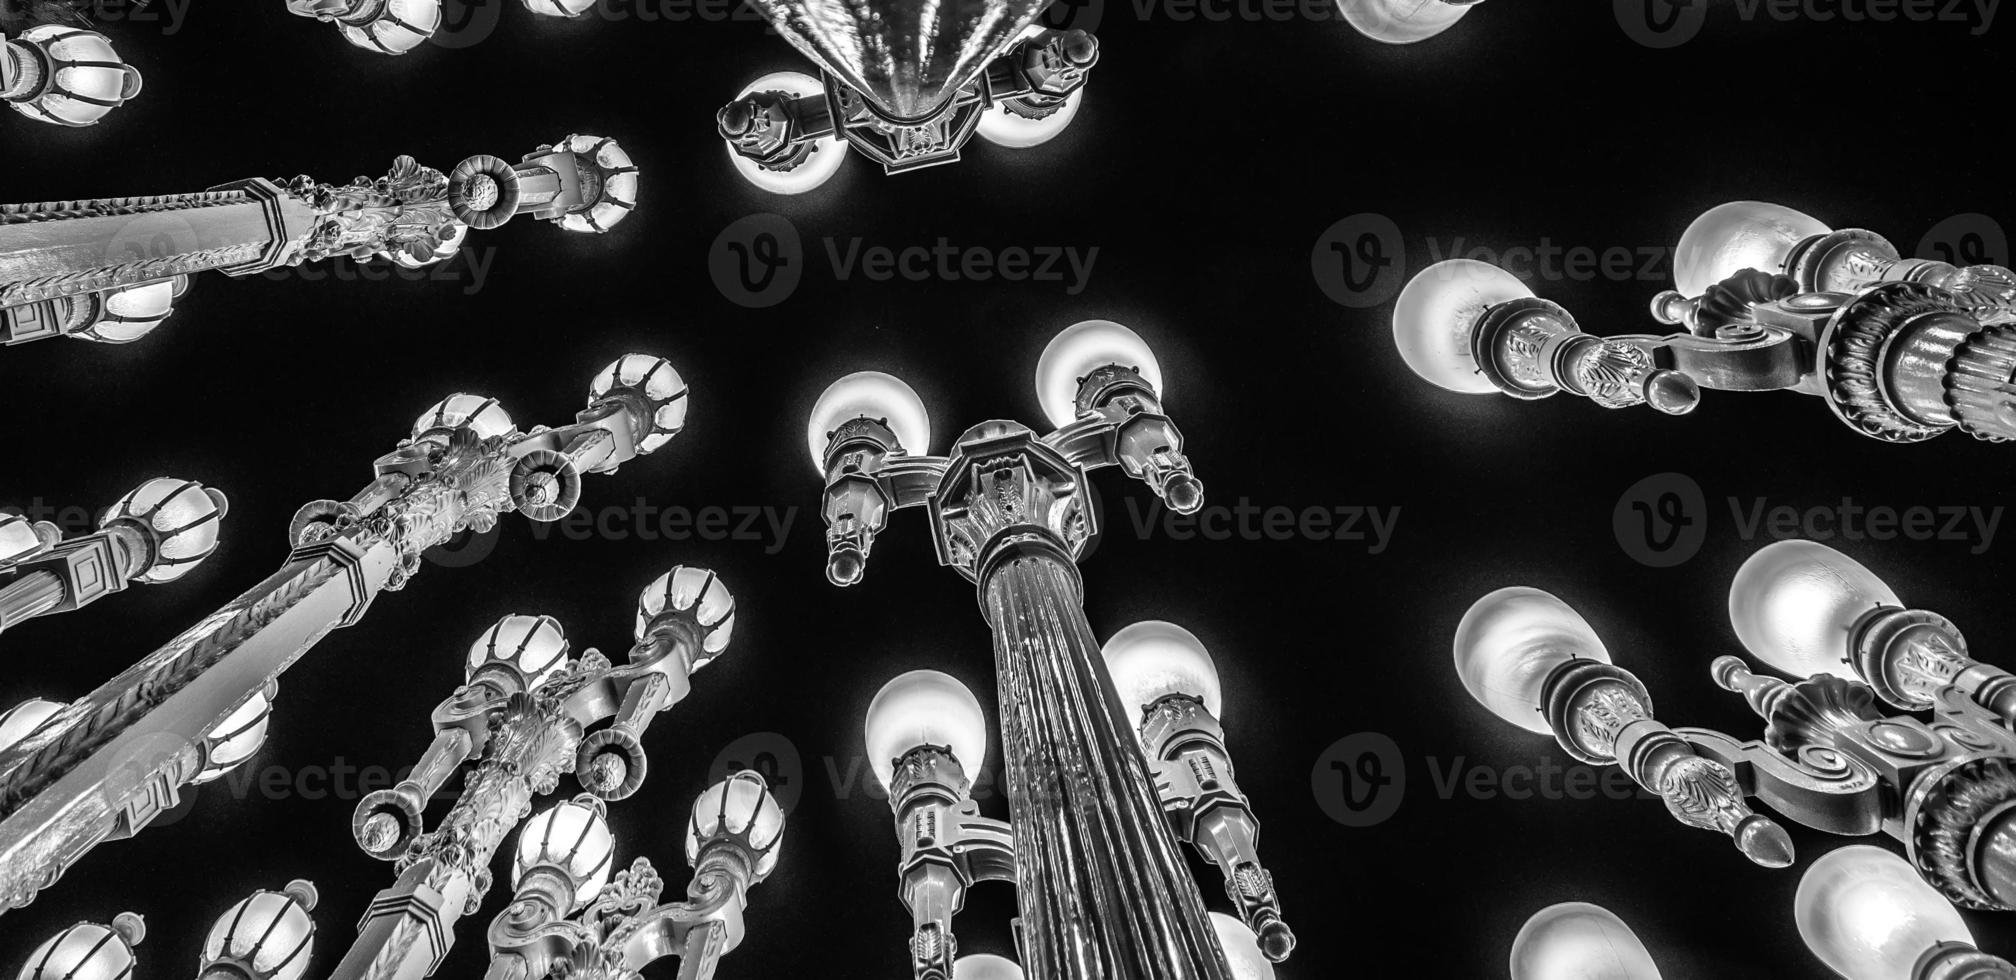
xmin=3 ymin=0 xmax=2015 ymax=976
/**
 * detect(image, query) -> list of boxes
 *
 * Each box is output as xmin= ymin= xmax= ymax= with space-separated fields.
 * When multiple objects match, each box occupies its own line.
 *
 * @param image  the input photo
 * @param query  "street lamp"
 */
xmin=1457 ymin=537 xmax=2016 ymax=912
xmin=1 ymin=134 xmax=637 ymax=347
xmin=1392 ymin=202 xmax=2016 ymax=444
xmin=1509 ymin=903 xmax=1663 ymax=980
xmin=814 ymin=319 xmax=1290 ymax=980
xmin=0 ymin=478 xmax=228 ymax=637
xmin=333 ymin=565 xmax=737 ymax=980
xmin=0 ymin=354 xmax=687 ymax=916
xmin=286 ymin=0 xmax=603 ymax=56
xmin=1800 ymin=846 xmax=2016 ymax=980
xmin=14 ymin=880 xmax=317 ymax=980
xmin=1 ymin=24 xmax=142 ymax=126
xmin=1337 ymin=0 xmax=1486 ymax=43
xmin=716 ymin=0 xmax=1099 ymax=194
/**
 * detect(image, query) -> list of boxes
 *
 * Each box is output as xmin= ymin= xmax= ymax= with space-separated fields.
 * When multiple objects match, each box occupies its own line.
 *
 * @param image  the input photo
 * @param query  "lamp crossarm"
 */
xmin=1674 ymin=727 xmax=1887 ymax=836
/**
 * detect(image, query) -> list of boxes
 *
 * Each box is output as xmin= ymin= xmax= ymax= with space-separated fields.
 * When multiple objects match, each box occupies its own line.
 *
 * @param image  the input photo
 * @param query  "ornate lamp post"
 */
xmin=0 ymin=478 xmax=228 ymax=637
xmin=13 ymin=879 xmax=319 ymax=980
xmin=1392 ymin=201 xmax=2016 ymax=444
xmin=1337 ymin=0 xmax=1487 ymax=44
xmin=285 ymin=0 xmax=601 ymax=56
xmin=1455 ymin=537 xmax=2016 ymax=913
xmin=0 ymin=353 xmax=688 ymax=916
xmin=810 ymin=320 xmax=1291 ymax=980
xmin=331 ymin=566 xmax=739 ymax=980
xmin=716 ymin=0 xmax=1098 ymax=194
xmin=482 ymin=771 xmax=786 ymax=980
xmin=0 ymin=134 xmax=637 ymax=347
xmin=1 ymin=24 xmax=142 ymax=127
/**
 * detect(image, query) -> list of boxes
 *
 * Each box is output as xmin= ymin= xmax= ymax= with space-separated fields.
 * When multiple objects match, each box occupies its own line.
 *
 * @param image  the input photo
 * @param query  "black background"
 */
xmin=3 ymin=0 xmax=2015 ymax=976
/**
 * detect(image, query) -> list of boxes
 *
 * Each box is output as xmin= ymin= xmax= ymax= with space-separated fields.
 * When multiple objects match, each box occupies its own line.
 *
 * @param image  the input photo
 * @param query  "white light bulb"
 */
xmin=1510 ymin=902 xmax=1663 ymax=980
xmin=1455 ymin=588 xmax=1611 ymax=734
xmin=1337 ymin=0 xmax=1475 ymax=43
xmin=1034 ymin=319 xmax=1165 ymax=429
xmin=1673 ymin=201 xmax=1830 ymax=297
xmin=1797 ymin=845 xmax=1972 ymax=980
xmin=953 ymin=954 xmax=1025 ymax=980
xmin=727 ymin=72 xmax=849 ymax=195
xmin=1393 ymin=259 xmax=1534 ymax=394
xmin=977 ymin=88 xmax=1083 ymax=148
xmin=1210 ymin=912 xmax=1277 ymax=980
xmin=1100 ymin=621 xmax=1224 ymax=722
xmin=863 ymin=670 xmax=989 ymax=790
xmin=806 ymin=371 xmax=932 ymax=472
xmin=1730 ymin=540 xmax=1899 ymax=680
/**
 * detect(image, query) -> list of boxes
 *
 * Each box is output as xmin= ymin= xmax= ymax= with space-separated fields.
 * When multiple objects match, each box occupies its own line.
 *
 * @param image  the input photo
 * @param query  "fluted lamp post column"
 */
xmin=0 ymin=478 xmax=228 ymax=637
xmin=0 ymin=354 xmax=688 ymax=915
xmin=813 ymin=320 xmax=1289 ymax=980
xmin=1393 ymin=200 xmax=2016 ymax=445
xmin=1 ymin=134 xmax=636 ymax=347
xmin=481 ymin=770 xmax=785 ymax=980
xmin=331 ymin=565 xmax=737 ymax=980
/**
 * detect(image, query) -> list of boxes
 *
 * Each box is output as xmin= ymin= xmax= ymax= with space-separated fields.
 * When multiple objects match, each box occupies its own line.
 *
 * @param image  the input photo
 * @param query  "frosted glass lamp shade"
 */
xmin=1338 ymin=0 xmax=1474 ymax=43
xmin=77 ymin=278 xmax=182 ymax=344
xmin=1673 ymin=201 xmax=1830 ymax=297
xmin=685 ymin=770 xmax=787 ymax=877
xmin=550 ymin=135 xmax=637 ymax=234
xmin=514 ymin=798 xmax=616 ymax=908
xmin=1035 ymin=319 xmax=1165 ymax=429
xmin=636 ymin=566 xmax=737 ymax=662
xmin=1730 ymin=540 xmax=1899 ymax=680
xmin=1393 ymin=259 xmax=1534 ymax=394
xmin=1455 ymin=588 xmax=1611 ymax=734
xmin=202 ymin=881 xmax=318 ymax=980
xmin=977 ymin=88 xmax=1084 ymax=148
xmin=6 ymin=26 xmax=142 ymax=128
xmin=807 ymin=371 xmax=932 ymax=471
xmin=864 ymin=670 xmax=989 ymax=789
xmin=590 ymin=354 xmax=688 ymax=456
xmin=728 ymin=72 xmax=849 ymax=195
xmin=1210 ymin=913 xmax=1278 ymax=980
xmin=1510 ymin=903 xmax=1663 ymax=980
xmin=336 ymin=0 xmax=441 ymax=55
xmin=466 ymin=614 xmax=570 ymax=688
xmin=101 ymin=478 xmax=228 ymax=583
xmin=193 ymin=692 xmax=272 ymax=784
xmin=1100 ymin=621 xmax=1224 ymax=721
xmin=1796 ymin=845 xmax=1972 ymax=980
xmin=953 ymin=954 xmax=1024 ymax=979
xmin=0 ymin=512 xmax=58 ymax=566
xmin=412 ymin=393 xmax=513 ymax=442
xmin=18 ymin=914 xmax=145 ymax=980
xmin=0 ymin=699 xmax=64 ymax=752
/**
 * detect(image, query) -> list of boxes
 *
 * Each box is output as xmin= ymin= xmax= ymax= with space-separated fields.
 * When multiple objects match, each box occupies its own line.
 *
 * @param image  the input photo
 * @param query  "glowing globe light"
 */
xmin=863 ymin=670 xmax=989 ymax=790
xmin=953 ymin=954 xmax=1025 ymax=980
xmin=549 ymin=135 xmax=638 ymax=234
xmin=0 ymin=699 xmax=64 ymax=752
xmin=590 ymin=354 xmax=689 ymax=456
xmin=412 ymin=393 xmax=514 ymax=442
xmin=1210 ymin=912 xmax=1278 ymax=980
xmin=1673 ymin=201 xmax=1831 ymax=298
xmin=1729 ymin=540 xmax=1899 ymax=680
xmin=635 ymin=565 xmax=737 ymax=663
xmin=1455 ymin=587 xmax=1611 ymax=734
xmin=18 ymin=913 xmax=145 ymax=980
xmin=685 ymin=770 xmax=787 ymax=877
xmin=514 ymin=797 xmax=616 ymax=909
xmin=202 ymin=881 xmax=318 ymax=980
xmin=192 ymin=691 xmax=273 ymax=784
xmin=76 ymin=277 xmax=188 ymax=345
xmin=807 ymin=371 xmax=933 ymax=470
xmin=1510 ymin=902 xmax=1663 ymax=980
xmin=1338 ymin=0 xmax=1476 ymax=44
xmin=1035 ymin=319 xmax=1165 ymax=429
xmin=1393 ymin=259 xmax=1535 ymax=394
xmin=101 ymin=478 xmax=230 ymax=584
xmin=977 ymin=88 xmax=1083 ymax=148
xmin=466 ymin=614 xmax=571 ymax=688
xmin=335 ymin=0 xmax=442 ymax=55
xmin=3 ymin=26 xmax=143 ymax=127
xmin=1101 ymin=620 xmax=1224 ymax=721
xmin=1796 ymin=845 xmax=1973 ymax=980
xmin=727 ymin=72 xmax=849 ymax=195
